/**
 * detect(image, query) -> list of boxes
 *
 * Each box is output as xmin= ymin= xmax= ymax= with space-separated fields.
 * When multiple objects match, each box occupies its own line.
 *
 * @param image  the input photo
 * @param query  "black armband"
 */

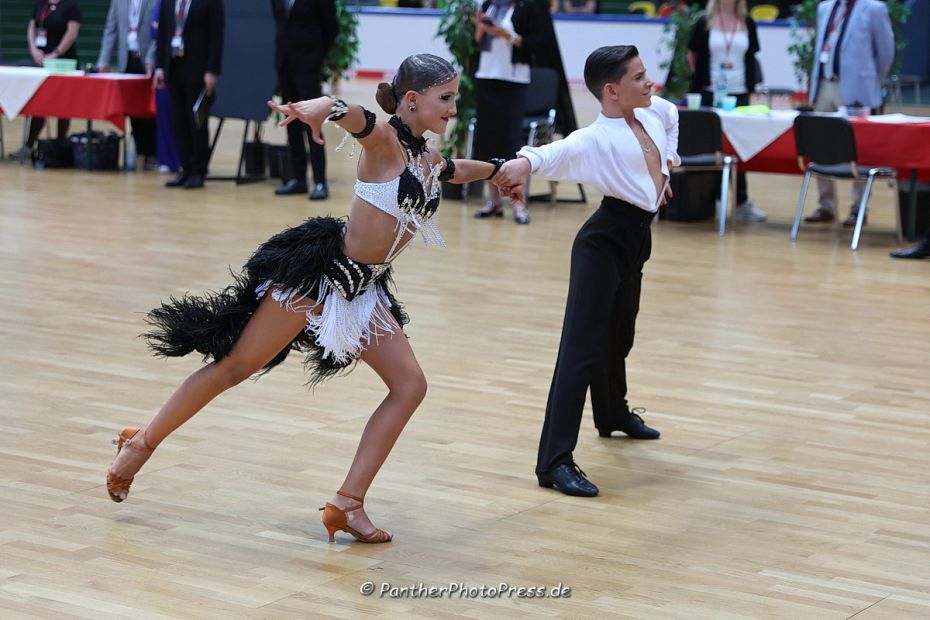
xmin=485 ymin=158 xmax=505 ymax=180
xmin=350 ymin=108 xmax=377 ymax=139
xmin=438 ymin=157 xmax=456 ymax=182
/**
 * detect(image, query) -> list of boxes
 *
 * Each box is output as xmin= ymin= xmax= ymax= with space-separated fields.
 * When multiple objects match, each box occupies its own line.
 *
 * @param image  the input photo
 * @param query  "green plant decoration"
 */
xmin=324 ymin=0 xmax=361 ymax=88
xmin=658 ymin=3 xmax=702 ymax=102
xmin=437 ymin=0 xmax=478 ymax=158
xmin=787 ymin=0 xmax=817 ymax=94
xmin=886 ymin=0 xmax=911 ymax=76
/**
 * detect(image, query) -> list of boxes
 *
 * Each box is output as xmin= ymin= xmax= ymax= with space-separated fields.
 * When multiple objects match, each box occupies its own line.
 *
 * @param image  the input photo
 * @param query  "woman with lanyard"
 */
xmin=9 ymin=0 xmax=82 ymax=162
xmin=96 ymin=0 xmax=159 ymax=170
xmin=687 ymin=0 xmax=767 ymax=223
xmin=471 ymin=0 xmax=545 ymax=225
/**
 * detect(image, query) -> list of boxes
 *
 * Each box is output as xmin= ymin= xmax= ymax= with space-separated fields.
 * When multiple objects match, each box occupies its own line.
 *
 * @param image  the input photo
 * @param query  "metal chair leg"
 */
xmin=462 ymin=118 xmax=476 ymax=203
xmin=719 ymin=157 xmax=732 ymax=235
xmin=791 ymin=171 xmax=812 ymax=241
xmin=851 ymin=173 xmax=876 ymax=250
xmin=890 ymin=177 xmax=903 ymax=244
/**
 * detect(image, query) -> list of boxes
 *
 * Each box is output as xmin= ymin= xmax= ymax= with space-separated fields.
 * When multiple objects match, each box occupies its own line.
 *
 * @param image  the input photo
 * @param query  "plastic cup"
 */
xmin=686 ymin=93 xmax=702 ymax=110
xmin=722 ymin=96 xmax=738 ymax=111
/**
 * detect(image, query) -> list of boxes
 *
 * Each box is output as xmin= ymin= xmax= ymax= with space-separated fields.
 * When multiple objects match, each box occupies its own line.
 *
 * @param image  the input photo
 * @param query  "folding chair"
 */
xmin=790 ymin=113 xmax=900 ymax=250
xmin=675 ymin=109 xmax=736 ymax=235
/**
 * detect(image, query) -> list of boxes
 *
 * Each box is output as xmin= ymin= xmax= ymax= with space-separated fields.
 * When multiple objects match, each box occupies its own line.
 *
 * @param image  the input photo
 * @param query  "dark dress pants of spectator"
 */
xmin=278 ymin=59 xmax=325 ymax=187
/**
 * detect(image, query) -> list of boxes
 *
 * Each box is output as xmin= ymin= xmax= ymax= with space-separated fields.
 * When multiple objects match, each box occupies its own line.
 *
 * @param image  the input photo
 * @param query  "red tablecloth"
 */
xmin=7 ymin=74 xmax=155 ymax=131
xmin=724 ymin=118 xmax=930 ymax=182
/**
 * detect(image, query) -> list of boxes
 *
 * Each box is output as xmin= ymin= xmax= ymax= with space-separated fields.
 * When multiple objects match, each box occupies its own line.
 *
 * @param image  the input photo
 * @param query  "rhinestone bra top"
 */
xmin=354 ymin=150 xmax=445 ymax=263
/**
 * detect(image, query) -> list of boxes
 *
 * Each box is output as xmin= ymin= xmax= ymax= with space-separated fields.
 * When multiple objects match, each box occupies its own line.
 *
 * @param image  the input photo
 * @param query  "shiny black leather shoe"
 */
xmin=890 ymin=239 xmax=930 ymax=259
xmin=536 ymin=462 xmax=599 ymax=497
xmin=165 ymin=172 xmax=189 ymax=187
xmin=182 ymin=174 xmax=205 ymax=189
xmin=309 ymin=182 xmax=329 ymax=200
xmin=275 ymin=179 xmax=308 ymax=195
xmin=597 ymin=408 xmax=660 ymax=439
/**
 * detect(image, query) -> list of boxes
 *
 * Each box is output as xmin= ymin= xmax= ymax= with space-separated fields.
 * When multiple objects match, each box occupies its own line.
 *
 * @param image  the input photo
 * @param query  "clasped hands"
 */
xmin=490 ymin=157 xmax=532 ymax=205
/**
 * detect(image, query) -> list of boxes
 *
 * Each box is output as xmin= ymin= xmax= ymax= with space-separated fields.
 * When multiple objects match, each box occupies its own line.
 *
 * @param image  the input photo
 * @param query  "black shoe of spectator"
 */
xmin=598 ymin=408 xmax=660 ymax=439
xmin=165 ymin=172 xmax=189 ymax=187
xmin=183 ymin=174 xmax=204 ymax=189
xmin=309 ymin=183 xmax=329 ymax=201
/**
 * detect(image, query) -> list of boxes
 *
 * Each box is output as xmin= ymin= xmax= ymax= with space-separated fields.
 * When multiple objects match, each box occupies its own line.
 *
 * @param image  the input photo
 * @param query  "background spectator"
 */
xmin=97 ymin=0 xmax=159 ymax=170
xmin=687 ymin=0 xmax=767 ymax=222
xmin=271 ymin=0 xmax=338 ymax=201
xmin=8 ymin=0 xmax=81 ymax=162
xmin=154 ymin=0 xmax=225 ymax=190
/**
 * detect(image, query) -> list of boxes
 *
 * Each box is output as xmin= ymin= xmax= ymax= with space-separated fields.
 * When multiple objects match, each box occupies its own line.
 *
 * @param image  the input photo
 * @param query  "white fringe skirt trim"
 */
xmin=255 ymin=277 xmax=397 ymax=366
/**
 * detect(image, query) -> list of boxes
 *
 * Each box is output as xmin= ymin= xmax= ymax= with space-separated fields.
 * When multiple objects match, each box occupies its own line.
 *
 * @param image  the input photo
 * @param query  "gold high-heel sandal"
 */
xmin=106 ymin=427 xmax=153 ymax=503
xmin=319 ymin=490 xmax=393 ymax=543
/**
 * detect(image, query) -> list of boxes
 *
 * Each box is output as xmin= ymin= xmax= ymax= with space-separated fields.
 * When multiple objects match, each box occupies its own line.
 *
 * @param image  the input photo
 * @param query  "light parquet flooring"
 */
xmin=1 ymin=80 xmax=929 ymax=619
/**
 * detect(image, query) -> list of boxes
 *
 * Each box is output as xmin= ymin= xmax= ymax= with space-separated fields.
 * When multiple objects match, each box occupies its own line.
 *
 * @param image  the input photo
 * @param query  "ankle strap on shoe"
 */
xmin=126 ymin=428 xmax=154 ymax=453
xmin=336 ymin=489 xmax=364 ymax=504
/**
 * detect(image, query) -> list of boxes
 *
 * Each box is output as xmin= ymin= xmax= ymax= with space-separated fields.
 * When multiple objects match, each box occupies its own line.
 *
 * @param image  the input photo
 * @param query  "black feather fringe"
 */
xmin=141 ymin=216 xmax=409 ymax=388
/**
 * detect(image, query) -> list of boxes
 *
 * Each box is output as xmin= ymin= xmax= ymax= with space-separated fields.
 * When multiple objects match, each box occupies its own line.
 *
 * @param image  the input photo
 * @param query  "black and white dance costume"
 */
xmin=518 ymin=96 xmax=680 ymax=476
xmin=145 ymin=115 xmax=452 ymax=386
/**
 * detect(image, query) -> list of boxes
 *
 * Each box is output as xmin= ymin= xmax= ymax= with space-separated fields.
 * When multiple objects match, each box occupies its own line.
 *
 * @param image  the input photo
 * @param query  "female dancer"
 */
xmin=105 ymin=54 xmax=513 ymax=543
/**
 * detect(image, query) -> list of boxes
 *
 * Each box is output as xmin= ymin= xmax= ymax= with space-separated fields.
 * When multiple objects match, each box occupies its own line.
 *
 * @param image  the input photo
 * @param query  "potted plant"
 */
xmin=658 ymin=2 xmax=702 ymax=103
xmin=437 ymin=0 xmax=479 ymax=198
xmin=324 ymin=0 xmax=361 ymax=94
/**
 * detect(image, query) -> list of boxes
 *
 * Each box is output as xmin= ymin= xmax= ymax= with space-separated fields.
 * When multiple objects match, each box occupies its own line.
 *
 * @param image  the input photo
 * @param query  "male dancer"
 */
xmin=495 ymin=46 xmax=676 ymax=496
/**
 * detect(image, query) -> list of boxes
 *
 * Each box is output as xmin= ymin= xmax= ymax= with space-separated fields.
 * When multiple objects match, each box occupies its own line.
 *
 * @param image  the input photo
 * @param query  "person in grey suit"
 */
xmin=803 ymin=0 xmax=894 ymax=227
xmin=97 ymin=0 xmax=159 ymax=169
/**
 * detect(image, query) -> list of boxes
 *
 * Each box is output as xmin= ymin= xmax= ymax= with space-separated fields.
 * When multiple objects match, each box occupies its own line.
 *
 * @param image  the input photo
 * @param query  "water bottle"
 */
xmin=712 ymin=68 xmax=728 ymax=109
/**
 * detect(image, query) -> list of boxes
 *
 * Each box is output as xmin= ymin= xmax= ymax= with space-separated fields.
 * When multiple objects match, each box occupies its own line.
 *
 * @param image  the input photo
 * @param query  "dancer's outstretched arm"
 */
xmin=267 ymin=97 xmax=394 ymax=152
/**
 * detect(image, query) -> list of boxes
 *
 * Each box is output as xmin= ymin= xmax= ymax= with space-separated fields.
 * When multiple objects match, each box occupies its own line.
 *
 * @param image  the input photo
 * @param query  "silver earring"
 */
xmin=409 ymin=104 xmax=416 ymax=112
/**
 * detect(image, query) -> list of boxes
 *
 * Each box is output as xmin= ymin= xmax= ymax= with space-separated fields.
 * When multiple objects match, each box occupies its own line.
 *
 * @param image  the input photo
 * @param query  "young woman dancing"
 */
xmin=105 ymin=54 xmax=514 ymax=544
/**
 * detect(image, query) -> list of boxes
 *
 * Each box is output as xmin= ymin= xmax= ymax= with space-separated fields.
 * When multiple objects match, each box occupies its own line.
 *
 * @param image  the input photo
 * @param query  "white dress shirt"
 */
xmin=474 ymin=7 xmax=531 ymax=84
xmin=517 ymin=96 xmax=680 ymax=212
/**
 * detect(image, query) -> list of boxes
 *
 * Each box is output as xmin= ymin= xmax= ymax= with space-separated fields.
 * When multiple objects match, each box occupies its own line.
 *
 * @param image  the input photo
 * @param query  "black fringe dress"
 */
xmin=144 ymin=119 xmax=447 ymax=387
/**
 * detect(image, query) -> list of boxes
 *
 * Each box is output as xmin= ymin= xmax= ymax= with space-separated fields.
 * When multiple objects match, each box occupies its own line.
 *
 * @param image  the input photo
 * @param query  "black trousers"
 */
xmin=125 ymin=54 xmax=156 ymax=157
xmin=278 ymin=62 xmax=325 ymax=185
xmin=167 ymin=59 xmax=210 ymax=176
xmin=536 ymin=197 xmax=654 ymax=474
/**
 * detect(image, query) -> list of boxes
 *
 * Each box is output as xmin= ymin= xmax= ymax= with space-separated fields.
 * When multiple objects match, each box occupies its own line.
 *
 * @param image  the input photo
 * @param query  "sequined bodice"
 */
xmin=354 ymin=150 xmax=444 ymax=262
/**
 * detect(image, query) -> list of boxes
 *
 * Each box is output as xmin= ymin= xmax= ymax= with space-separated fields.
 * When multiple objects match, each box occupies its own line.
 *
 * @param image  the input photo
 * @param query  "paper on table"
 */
xmin=866 ymin=113 xmax=930 ymax=124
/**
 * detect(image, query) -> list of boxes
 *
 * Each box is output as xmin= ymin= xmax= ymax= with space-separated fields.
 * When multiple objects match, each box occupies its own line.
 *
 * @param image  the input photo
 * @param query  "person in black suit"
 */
xmin=271 ymin=0 xmax=338 ymax=200
xmin=154 ymin=0 xmax=225 ymax=189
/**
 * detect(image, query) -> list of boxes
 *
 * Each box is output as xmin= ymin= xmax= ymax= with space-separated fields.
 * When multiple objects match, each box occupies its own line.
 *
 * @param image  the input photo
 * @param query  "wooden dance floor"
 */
xmin=1 ymin=82 xmax=929 ymax=619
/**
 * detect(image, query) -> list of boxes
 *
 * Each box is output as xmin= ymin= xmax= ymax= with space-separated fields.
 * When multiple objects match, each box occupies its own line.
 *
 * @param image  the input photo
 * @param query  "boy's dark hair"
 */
xmin=583 ymin=45 xmax=640 ymax=100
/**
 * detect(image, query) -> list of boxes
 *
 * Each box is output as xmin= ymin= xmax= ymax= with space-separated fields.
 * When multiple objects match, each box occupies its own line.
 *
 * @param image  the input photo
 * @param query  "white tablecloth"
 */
xmin=716 ymin=109 xmax=798 ymax=162
xmin=0 ymin=67 xmax=50 ymax=120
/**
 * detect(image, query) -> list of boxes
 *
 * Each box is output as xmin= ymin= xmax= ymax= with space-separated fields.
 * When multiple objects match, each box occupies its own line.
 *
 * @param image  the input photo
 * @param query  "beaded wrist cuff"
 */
xmin=327 ymin=97 xmax=349 ymax=122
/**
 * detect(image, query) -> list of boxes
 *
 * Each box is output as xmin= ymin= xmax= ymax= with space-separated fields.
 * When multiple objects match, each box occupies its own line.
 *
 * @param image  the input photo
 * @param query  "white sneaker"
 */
xmin=734 ymin=200 xmax=768 ymax=222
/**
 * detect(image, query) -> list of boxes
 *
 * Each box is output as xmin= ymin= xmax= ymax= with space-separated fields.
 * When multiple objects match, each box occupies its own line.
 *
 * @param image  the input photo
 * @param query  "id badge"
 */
xmin=127 ymin=30 xmax=139 ymax=52
xmin=819 ymin=51 xmax=830 ymax=64
xmin=721 ymin=61 xmax=734 ymax=70
xmin=35 ymin=31 xmax=48 ymax=48
xmin=171 ymin=35 xmax=183 ymax=50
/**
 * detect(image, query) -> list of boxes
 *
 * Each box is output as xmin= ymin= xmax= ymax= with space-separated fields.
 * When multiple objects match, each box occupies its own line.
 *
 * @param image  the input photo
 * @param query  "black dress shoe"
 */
xmin=890 ymin=240 xmax=930 ymax=259
xmin=275 ymin=179 xmax=308 ymax=195
xmin=598 ymin=408 xmax=660 ymax=439
xmin=183 ymin=174 xmax=204 ymax=189
xmin=309 ymin=182 xmax=329 ymax=200
xmin=165 ymin=172 xmax=189 ymax=187
xmin=536 ymin=462 xmax=599 ymax=497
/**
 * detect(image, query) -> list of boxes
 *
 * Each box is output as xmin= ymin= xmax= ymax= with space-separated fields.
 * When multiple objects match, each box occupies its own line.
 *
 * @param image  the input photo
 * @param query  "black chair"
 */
xmin=466 ymin=67 xmax=585 ymax=203
xmin=674 ymin=109 xmax=736 ymax=235
xmin=790 ymin=114 xmax=899 ymax=251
